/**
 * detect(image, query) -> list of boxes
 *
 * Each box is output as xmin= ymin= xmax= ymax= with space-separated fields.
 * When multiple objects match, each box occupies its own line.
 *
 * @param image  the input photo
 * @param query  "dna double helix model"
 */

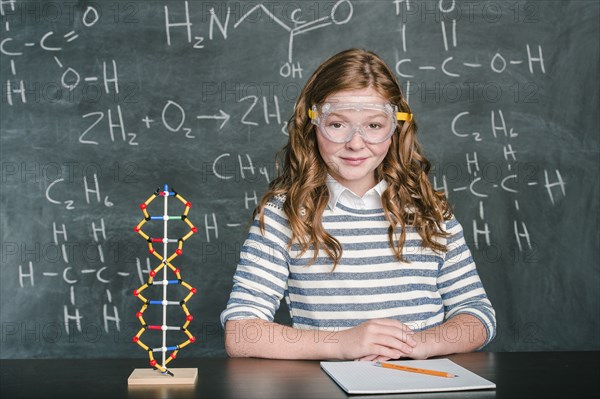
xmin=132 ymin=184 xmax=198 ymax=376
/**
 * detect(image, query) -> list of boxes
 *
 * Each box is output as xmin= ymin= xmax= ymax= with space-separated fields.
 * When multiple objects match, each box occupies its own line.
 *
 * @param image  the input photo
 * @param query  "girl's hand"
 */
xmin=333 ymin=319 xmax=417 ymax=360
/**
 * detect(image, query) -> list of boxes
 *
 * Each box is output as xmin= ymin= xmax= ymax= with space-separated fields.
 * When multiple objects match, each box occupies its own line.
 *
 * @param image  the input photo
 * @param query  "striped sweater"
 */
xmin=221 ymin=195 xmax=496 ymax=345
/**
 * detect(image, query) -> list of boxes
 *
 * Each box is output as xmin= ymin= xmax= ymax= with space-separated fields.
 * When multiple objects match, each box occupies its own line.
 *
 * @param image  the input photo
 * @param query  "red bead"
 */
xmin=186 ymin=202 xmax=192 ymax=207
xmin=150 ymin=360 xmax=157 ymax=367
xmin=175 ymin=268 xmax=180 ymax=274
xmin=170 ymin=353 xmax=177 ymax=359
xmin=149 ymin=270 xmax=156 ymax=277
xmin=148 ymin=248 xmax=154 ymax=254
xmin=189 ymin=336 xmax=196 ymax=343
xmin=134 ymin=226 xmax=140 ymax=232
xmin=192 ymin=227 xmax=198 ymax=233
xmin=191 ymin=288 xmax=197 ymax=294
xmin=136 ymin=312 xmax=142 ymax=318
xmin=186 ymin=315 xmax=193 ymax=321
xmin=175 ymin=249 xmax=182 ymax=255
xmin=140 ymin=203 xmax=146 ymax=209
xmin=132 ymin=336 xmax=139 ymax=342
xmin=133 ymin=290 xmax=139 ymax=296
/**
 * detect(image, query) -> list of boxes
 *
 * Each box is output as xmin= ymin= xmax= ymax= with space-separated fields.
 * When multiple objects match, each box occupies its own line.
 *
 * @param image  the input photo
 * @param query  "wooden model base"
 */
xmin=128 ymin=368 xmax=198 ymax=385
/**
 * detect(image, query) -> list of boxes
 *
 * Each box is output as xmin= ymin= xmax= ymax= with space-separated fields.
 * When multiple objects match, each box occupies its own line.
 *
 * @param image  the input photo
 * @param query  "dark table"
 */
xmin=1 ymin=352 xmax=599 ymax=399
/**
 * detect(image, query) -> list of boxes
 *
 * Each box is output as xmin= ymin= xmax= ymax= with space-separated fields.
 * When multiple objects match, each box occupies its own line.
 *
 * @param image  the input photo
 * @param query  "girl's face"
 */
xmin=315 ymin=87 xmax=392 ymax=196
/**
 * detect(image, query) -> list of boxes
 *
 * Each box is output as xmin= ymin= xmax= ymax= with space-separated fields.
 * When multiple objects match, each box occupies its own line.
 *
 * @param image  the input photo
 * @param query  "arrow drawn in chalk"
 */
xmin=196 ymin=110 xmax=230 ymax=130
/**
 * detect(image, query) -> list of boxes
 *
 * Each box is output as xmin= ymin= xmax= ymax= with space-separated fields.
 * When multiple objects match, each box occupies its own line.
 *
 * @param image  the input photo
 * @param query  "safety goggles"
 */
xmin=309 ymin=101 xmax=412 ymax=144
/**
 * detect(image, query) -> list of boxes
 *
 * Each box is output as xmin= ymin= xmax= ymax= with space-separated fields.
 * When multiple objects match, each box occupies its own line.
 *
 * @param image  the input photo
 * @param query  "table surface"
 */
xmin=1 ymin=351 xmax=599 ymax=399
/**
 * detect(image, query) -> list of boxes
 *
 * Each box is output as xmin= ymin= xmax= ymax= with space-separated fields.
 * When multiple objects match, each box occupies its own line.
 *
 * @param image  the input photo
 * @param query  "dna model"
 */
xmin=132 ymin=185 xmax=198 ymax=376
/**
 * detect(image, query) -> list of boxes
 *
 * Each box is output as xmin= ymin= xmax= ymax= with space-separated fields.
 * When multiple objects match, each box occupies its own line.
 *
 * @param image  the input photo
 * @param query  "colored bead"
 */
xmin=175 ymin=268 xmax=180 ymax=274
xmin=186 ymin=315 xmax=193 ymax=321
xmin=150 ymin=360 xmax=157 ymax=367
xmin=133 ymin=290 xmax=139 ymax=296
xmin=186 ymin=202 xmax=192 ymax=207
xmin=134 ymin=226 xmax=140 ymax=232
xmin=140 ymin=203 xmax=147 ymax=209
xmin=176 ymin=249 xmax=182 ymax=255
xmin=191 ymin=288 xmax=197 ymax=294
xmin=132 ymin=336 xmax=139 ymax=342
xmin=170 ymin=353 xmax=177 ymax=359
xmin=192 ymin=227 xmax=198 ymax=233
xmin=136 ymin=312 xmax=142 ymax=318
xmin=150 ymin=270 xmax=156 ymax=277
xmin=189 ymin=336 xmax=196 ymax=343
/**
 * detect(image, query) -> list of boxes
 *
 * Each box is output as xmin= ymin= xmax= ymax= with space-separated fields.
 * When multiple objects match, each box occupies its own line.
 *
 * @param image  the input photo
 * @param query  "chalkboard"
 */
xmin=1 ymin=0 xmax=598 ymax=359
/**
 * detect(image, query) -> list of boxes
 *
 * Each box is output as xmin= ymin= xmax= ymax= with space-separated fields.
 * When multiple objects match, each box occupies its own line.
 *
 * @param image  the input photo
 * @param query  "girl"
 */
xmin=221 ymin=49 xmax=496 ymax=361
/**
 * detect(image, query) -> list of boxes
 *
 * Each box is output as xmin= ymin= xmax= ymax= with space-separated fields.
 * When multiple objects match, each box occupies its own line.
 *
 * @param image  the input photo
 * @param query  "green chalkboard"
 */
xmin=1 ymin=0 xmax=598 ymax=359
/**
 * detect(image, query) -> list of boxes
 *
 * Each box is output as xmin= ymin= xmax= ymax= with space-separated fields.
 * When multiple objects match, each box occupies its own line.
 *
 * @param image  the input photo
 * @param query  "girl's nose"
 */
xmin=345 ymin=127 xmax=367 ymax=150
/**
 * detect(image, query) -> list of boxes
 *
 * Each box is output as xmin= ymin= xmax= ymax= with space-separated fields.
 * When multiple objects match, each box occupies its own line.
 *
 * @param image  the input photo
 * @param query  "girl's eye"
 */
xmin=329 ymin=122 xmax=344 ymax=129
xmin=368 ymin=123 xmax=383 ymax=129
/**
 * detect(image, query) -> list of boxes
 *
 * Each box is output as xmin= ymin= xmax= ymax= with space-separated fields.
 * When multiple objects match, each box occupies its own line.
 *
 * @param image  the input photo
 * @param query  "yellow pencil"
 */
xmin=374 ymin=362 xmax=457 ymax=378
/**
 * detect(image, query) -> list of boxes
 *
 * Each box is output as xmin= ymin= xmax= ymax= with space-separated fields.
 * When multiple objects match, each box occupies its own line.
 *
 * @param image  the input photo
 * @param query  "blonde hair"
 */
xmin=254 ymin=48 xmax=451 ymax=267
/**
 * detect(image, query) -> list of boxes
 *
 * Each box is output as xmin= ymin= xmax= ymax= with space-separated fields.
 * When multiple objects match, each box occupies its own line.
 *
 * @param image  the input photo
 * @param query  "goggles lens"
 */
xmin=310 ymin=102 xmax=403 ymax=144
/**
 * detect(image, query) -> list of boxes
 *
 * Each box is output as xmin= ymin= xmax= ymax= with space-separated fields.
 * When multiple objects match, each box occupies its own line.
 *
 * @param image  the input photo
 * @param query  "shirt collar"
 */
xmin=325 ymin=175 xmax=388 ymax=210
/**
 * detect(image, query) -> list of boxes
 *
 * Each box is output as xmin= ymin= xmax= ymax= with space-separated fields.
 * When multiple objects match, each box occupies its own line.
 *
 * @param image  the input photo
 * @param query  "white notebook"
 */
xmin=320 ymin=359 xmax=496 ymax=394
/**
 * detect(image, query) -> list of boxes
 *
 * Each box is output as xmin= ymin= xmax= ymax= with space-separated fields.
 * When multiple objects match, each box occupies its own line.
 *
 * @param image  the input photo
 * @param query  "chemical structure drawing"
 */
xmin=132 ymin=185 xmax=198 ymax=376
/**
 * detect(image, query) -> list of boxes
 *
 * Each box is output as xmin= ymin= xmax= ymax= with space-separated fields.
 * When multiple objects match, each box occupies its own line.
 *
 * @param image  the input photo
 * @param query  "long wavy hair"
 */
xmin=254 ymin=48 xmax=451 ymax=267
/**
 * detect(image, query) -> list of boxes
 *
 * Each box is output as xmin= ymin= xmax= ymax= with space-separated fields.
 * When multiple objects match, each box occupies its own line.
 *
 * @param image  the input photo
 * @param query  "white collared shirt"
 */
xmin=325 ymin=175 xmax=388 ymax=210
